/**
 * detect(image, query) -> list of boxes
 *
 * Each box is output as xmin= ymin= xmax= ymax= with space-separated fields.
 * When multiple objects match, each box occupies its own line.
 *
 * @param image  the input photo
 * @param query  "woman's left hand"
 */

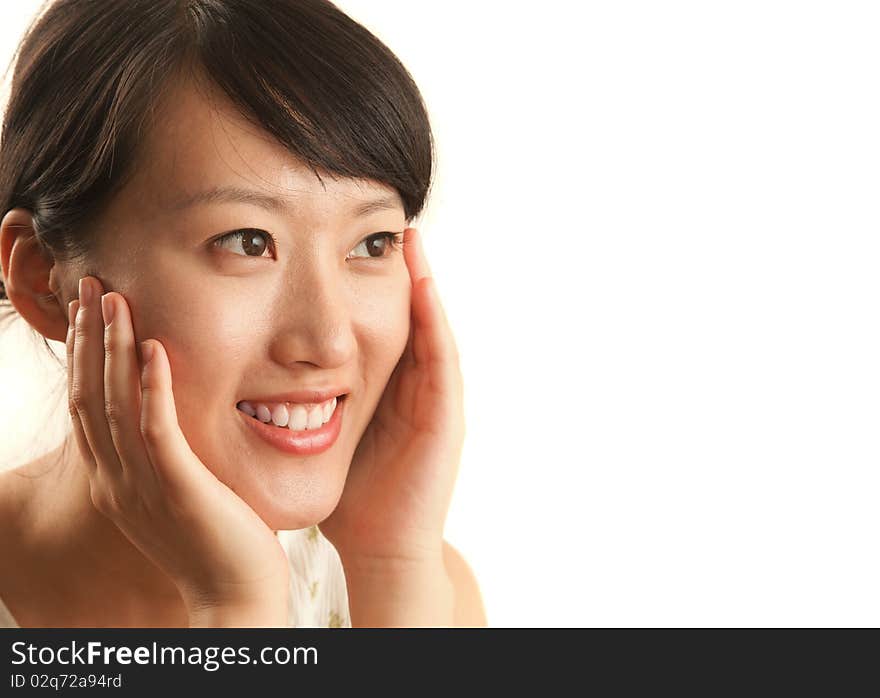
xmin=318 ymin=227 xmax=465 ymax=571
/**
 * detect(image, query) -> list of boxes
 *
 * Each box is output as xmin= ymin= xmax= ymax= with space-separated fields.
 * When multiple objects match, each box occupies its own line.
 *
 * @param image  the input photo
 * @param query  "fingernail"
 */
xmin=100 ymin=293 xmax=115 ymax=326
xmin=78 ymin=277 xmax=93 ymax=306
xmin=140 ymin=340 xmax=154 ymax=365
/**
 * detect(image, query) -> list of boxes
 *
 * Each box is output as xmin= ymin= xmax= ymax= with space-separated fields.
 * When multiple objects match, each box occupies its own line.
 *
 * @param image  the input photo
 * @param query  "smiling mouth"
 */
xmin=235 ymin=394 xmax=347 ymax=433
xmin=235 ymin=394 xmax=347 ymax=457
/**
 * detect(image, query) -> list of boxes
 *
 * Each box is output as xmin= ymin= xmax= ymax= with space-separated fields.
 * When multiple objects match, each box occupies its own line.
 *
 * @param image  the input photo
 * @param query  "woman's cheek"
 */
xmin=360 ymin=276 xmax=410 ymax=362
xmin=151 ymin=325 xmax=239 ymax=449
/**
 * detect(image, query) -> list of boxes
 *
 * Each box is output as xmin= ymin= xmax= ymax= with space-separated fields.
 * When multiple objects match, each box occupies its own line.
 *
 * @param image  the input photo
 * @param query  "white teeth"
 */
xmin=322 ymin=397 xmax=336 ymax=422
xmin=288 ymin=404 xmax=308 ymax=431
xmin=238 ymin=396 xmax=341 ymax=431
xmin=271 ymin=404 xmax=289 ymax=427
xmin=306 ymin=405 xmax=323 ymax=430
xmin=256 ymin=404 xmax=272 ymax=423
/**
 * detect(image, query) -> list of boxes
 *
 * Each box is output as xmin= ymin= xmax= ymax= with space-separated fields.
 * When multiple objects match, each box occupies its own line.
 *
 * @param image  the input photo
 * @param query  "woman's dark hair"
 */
xmin=0 ymin=0 xmax=435 ymax=349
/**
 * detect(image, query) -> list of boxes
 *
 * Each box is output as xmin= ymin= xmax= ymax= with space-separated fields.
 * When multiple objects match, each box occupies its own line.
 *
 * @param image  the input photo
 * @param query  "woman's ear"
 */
xmin=0 ymin=208 xmax=69 ymax=343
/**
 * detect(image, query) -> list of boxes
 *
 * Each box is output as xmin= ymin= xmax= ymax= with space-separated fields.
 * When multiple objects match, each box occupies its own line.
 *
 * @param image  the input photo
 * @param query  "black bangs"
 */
xmin=186 ymin=0 xmax=434 ymax=221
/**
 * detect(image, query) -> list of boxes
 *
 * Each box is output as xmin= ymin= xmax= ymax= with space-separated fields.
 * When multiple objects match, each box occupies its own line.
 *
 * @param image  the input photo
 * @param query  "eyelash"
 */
xmin=213 ymin=229 xmax=404 ymax=260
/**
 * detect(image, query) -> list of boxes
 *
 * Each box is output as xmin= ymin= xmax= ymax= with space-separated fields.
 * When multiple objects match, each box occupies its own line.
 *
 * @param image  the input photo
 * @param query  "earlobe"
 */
xmin=0 ymin=207 xmax=68 ymax=343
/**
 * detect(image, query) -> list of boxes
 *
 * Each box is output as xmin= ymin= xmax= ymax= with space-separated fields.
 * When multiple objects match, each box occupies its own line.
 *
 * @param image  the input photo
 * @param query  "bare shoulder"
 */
xmin=0 ymin=464 xmax=37 ymax=622
xmin=0 ymin=460 xmax=42 ymax=562
xmin=442 ymin=539 xmax=488 ymax=627
xmin=0 ymin=457 xmax=65 ymax=627
xmin=0 ymin=445 xmax=65 ymax=513
xmin=0 ymin=458 xmax=44 ymax=527
xmin=0 ymin=451 xmax=60 ymax=564
xmin=0 ymin=466 xmax=26 ymax=535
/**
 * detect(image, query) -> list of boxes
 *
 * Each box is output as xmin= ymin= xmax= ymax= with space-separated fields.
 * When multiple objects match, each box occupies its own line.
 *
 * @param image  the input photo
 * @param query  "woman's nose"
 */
xmin=269 ymin=265 xmax=356 ymax=369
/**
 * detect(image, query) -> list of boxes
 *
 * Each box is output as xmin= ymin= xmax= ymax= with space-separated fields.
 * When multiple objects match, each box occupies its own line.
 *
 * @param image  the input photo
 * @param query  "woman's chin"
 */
xmin=260 ymin=508 xmax=329 ymax=532
xmin=238 ymin=476 xmax=344 ymax=532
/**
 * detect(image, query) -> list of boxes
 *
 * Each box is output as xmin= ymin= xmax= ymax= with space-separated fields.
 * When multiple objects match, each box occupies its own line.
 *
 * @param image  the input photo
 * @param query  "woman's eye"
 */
xmin=213 ymin=229 xmax=274 ymax=258
xmin=347 ymin=232 xmax=404 ymax=260
xmin=212 ymin=229 xmax=403 ymax=261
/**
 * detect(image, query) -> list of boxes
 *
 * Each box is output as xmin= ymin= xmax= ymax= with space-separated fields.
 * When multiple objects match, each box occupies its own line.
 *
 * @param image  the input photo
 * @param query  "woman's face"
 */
xmin=77 ymin=78 xmax=411 ymax=530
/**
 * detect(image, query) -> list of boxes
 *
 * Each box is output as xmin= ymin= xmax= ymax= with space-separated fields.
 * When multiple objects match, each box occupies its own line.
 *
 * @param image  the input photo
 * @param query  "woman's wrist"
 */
xmin=184 ymin=587 xmax=290 ymax=628
xmin=179 ymin=575 xmax=290 ymax=628
xmin=339 ymin=552 xmax=454 ymax=627
xmin=185 ymin=596 xmax=289 ymax=628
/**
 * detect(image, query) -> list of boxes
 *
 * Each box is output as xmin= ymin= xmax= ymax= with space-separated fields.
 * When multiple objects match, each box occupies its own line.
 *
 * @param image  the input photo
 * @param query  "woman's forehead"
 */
xmin=124 ymin=78 xmax=402 ymax=220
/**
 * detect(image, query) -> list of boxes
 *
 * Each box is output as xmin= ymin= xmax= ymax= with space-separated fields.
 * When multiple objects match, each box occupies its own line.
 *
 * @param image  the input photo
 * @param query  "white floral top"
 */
xmin=0 ymin=524 xmax=351 ymax=628
xmin=278 ymin=524 xmax=352 ymax=628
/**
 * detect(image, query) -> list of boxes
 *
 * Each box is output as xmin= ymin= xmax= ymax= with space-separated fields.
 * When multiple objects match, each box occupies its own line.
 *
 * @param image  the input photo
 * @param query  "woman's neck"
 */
xmin=5 ymin=436 xmax=190 ymax=627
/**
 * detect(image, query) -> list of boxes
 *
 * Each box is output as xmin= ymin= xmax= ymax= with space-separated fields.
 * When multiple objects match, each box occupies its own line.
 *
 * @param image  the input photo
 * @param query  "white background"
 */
xmin=2 ymin=1 xmax=879 ymax=627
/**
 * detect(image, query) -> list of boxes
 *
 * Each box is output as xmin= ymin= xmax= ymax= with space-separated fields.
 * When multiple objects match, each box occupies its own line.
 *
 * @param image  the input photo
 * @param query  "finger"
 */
xmin=403 ymin=226 xmax=432 ymax=284
xmin=72 ymin=276 xmax=123 ymax=476
xmin=66 ymin=299 xmax=96 ymax=475
xmin=101 ymin=291 xmax=154 ymax=485
xmin=138 ymin=337 xmax=200 ymax=490
xmin=403 ymin=228 xmax=461 ymax=373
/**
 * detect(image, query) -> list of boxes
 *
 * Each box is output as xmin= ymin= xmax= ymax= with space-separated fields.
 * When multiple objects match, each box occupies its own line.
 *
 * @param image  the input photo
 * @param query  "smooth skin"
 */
xmin=0 ymin=74 xmax=486 ymax=627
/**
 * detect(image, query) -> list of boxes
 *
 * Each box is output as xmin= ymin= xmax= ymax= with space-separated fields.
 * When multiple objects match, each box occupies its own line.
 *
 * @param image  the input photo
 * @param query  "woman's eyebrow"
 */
xmin=168 ymin=185 xmax=401 ymax=217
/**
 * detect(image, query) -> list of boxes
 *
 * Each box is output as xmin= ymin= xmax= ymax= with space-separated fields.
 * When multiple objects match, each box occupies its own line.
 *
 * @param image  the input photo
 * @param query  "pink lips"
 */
xmin=236 ymin=395 xmax=345 ymax=456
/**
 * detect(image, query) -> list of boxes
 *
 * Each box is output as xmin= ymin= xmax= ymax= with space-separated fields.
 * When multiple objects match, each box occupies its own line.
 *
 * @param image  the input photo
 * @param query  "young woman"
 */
xmin=0 ymin=0 xmax=485 ymax=628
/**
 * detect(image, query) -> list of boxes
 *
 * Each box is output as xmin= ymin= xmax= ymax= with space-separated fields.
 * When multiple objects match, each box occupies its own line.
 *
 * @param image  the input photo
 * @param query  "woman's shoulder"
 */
xmin=0 ymin=457 xmax=46 ymax=543
xmin=0 ymin=451 xmax=72 ymax=623
xmin=0 ymin=462 xmax=42 ymax=628
xmin=0 ymin=462 xmax=32 ymax=542
xmin=0 ymin=446 xmax=67 ymax=528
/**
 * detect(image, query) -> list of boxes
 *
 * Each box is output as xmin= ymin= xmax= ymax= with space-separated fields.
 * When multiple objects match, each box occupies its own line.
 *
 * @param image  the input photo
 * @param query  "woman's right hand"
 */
xmin=66 ymin=276 xmax=290 ymax=627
